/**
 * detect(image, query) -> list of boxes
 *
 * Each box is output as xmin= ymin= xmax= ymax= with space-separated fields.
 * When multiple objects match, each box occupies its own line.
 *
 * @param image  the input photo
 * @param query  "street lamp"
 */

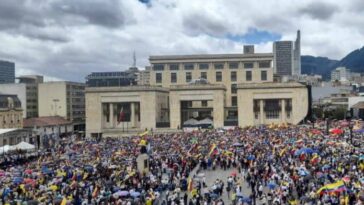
xmin=346 ymin=110 xmax=353 ymax=144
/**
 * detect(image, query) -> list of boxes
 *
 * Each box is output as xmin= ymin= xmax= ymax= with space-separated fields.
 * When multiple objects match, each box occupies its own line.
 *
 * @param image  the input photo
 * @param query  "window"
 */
xmin=231 ymin=96 xmax=237 ymax=106
xmin=244 ymin=62 xmax=254 ymax=69
xmin=259 ymin=61 xmax=271 ymax=68
xmin=264 ymin=99 xmax=280 ymax=119
xmin=186 ymin=72 xmax=192 ymax=82
xmin=246 ymin=71 xmax=252 ymax=81
xmin=169 ymin=64 xmax=179 ymax=70
xmin=156 ymin=73 xmax=162 ymax=83
xmin=202 ymin=100 xmax=208 ymax=107
xmin=214 ymin=63 xmax=224 ymax=69
xmin=216 ymin=72 xmax=222 ymax=82
xmin=171 ymin=73 xmax=177 ymax=83
xmin=200 ymin=72 xmax=207 ymax=80
xmin=229 ymin=62 xmax=239 ymax=69
xmin=261 ymin=71 xmax=267 ymax=81
xmin=231 ymin=84 xmax=237 ymax=94
xmin=184 ymin=63 xmax=194 ymax=70
xmin=199 ymin=63 xmax=209 ymax=70
xmin=153 ymin=64 xmax=165 ymax=71
xmin=231 ymin=71 xmax=237 ymax=81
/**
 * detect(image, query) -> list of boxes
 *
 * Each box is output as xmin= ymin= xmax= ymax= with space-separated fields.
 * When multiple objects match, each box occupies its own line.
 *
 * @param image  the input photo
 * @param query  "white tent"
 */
xmin=0 ymin=145 xmax=11 ymax=154
xmin=9 ymin=142 xmax=35 ymax=151
xmin=197 ymin=118 xmax=213 ymax=125
xmin=183 ymin=118 xmax=199 ymax=126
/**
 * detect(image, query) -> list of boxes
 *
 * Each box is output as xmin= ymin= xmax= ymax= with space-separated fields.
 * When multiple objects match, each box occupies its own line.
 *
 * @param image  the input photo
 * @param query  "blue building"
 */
xmin=0 ymin=60 xmax=15 ymax=84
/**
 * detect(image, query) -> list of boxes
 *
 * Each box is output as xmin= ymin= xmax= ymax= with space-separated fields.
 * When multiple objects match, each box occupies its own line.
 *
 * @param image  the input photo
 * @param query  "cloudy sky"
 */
xmin=0 ymin=0 xmax=364 ymax=82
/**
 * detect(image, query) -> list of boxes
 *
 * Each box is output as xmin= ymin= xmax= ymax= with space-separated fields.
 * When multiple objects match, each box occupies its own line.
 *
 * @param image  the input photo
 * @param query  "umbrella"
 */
xmin=295 ymin=148 xmax=314 ymax=156
xmin=130 ymin=191 xmax=140 ymax=198
xmin=233 ymin=142 xmax=243 ymax=147
xmin=330 ymin=128 xmax=343 ymax=135
xmin=247 ymin=155 xmax=255 ymax=160
xmin=115 ymin=190 xmax=129 ymax=197
xmin=13 ymin=177 xmax=23 ymax=184
xmin=267 ymin=182 xmax=277 ymax=189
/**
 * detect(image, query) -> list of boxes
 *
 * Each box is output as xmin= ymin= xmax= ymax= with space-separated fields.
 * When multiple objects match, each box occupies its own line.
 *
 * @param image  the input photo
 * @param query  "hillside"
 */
xmin=334 ymin=47 xmax=364 ymax=73
xmin=301 ymin=55 xmax=338 ymax=79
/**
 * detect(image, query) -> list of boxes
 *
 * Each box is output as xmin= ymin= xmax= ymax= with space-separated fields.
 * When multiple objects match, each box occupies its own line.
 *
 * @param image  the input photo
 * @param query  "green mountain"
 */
xmin=301 ymin=56 xmax=338 ymax=79
xmin=301 ymin=46 xmax=364 ymax=80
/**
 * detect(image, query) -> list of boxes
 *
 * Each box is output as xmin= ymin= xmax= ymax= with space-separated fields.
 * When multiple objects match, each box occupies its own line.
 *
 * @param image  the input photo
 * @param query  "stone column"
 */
xmin=131 ymin=102 xmax=136 ymax=128
xmin=281 ymin=99 xmax=286 ymax=123
xmin=260 ymin=100 xmax=264 ymax=124
xmin=109 ymin=103 xmax=114 ymax=128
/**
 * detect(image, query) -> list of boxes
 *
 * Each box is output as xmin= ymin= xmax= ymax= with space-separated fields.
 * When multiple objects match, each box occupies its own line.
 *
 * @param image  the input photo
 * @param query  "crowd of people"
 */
xmin=0 ymin=122 xmax=363 ymax=204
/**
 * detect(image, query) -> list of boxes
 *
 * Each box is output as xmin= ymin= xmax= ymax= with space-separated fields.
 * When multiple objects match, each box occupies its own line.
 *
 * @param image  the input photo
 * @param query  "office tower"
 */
xmin=273 ymin=30 xmax=301 ymax=77
xmin=0 ymin=60 xmax=15 ymax=84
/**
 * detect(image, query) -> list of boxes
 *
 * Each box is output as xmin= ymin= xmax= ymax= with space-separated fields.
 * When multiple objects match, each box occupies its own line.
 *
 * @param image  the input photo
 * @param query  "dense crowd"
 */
xmin=0 ymin=123 xmax=363 ymax=205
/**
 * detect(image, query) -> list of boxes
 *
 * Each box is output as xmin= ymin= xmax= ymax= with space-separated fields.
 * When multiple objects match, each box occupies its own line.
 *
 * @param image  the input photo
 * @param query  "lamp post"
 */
xmin=325 ymin=118 xmax=330 ymax=135
xmin=346 ymin=110 xmax=353 ymax=144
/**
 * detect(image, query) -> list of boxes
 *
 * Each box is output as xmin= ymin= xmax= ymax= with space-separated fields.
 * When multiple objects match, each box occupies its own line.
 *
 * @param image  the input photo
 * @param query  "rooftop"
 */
xmin=352 ymin=102 xmax=364 ymax=109
xmin=149 ymin=53 xmax=273 ymax=61
xmin=170 ymin=83 xmax=226 ymax=91
xmin=86 ymin=85 xmax=169 ymax=93
xmin=237 ymin=82 xmax=306 ymax=89
xmin=0 ymin=128 xmax=19 ymax=135
xmin=23 ymin=116 xmax=72 ymax=128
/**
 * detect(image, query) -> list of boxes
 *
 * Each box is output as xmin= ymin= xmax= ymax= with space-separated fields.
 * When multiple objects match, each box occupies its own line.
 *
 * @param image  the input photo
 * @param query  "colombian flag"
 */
xmin=92 ymin=186 xmax=99 ymax=198
xmin=187 ymin=178 xmax=193 ymax=192
xmin=208 ymin=144 xmax=218 ymax=156
xmin=311 ymin=154 xmax=319 ymax=164
xmin=316 ymin=180 xmax=346 ymax=195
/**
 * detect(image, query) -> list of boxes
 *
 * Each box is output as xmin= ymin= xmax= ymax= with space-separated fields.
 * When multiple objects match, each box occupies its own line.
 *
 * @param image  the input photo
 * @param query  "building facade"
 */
xmin=148 ymin=52 xmax=274 ymax=120
xmin=23 ymin=116 xmax=73 ymax=137
xmin=38 ymin=81 xmax=85 ymax=130
xmin=0 ymin=128 xmax=33 ymax=146
xmin=0 ymin=60 xmax=15 ymax=84
xmin=331 ymin=67 xmax=351 ymax=82
xmin=0 ymin=75 xmax=43 ymax=118
xmin=273 ymin=30 xmax=301 ymax=77
xmin=0 ymin=95 xmax=23 ymax=129
xmin=86 ymin=86 xmax=169 ymax=137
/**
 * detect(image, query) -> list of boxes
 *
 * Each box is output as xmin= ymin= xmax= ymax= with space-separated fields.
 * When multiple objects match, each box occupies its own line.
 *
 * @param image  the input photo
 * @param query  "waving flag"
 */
xmin=316 ymin=180 xmax=346 ymax=195
xmin=187 ymin=177 xmax=193 ymax=192
xmin=208 ymin=143 xmax=218 ymax=156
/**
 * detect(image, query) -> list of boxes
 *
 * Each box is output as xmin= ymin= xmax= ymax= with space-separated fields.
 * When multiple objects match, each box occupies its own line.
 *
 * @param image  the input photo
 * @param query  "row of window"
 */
xmin=156 ymin=71 xmax=268 ymax=83
xmin=153 ymin=61 xmax=271 ymax=71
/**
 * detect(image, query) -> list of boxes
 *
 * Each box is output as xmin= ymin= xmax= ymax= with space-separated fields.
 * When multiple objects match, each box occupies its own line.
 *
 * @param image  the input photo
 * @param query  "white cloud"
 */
xmin=0 ymin=0 xmax=363 ymax=81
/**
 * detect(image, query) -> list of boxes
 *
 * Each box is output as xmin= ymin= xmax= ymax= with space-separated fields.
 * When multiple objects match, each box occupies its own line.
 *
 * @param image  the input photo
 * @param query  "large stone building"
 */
xmin=0 ymin=95 xmax=23 ymax=129
xmin=38 ymin=81 xmax=85 ymax=131
xmin=86 ymin=86 xmax=169 ymax=137
xmin=148 ymin=51 xmax=274 ymax=119
xmin=85 ymin=49 xmax=310 ymax=137
xmin=0 ymin=75 xmax=43 ymax=118
xmin=0 ymin=60 xmax=15 ymax=84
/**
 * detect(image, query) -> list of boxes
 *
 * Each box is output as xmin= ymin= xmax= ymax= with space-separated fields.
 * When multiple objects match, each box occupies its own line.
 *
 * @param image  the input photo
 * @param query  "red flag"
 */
xmin=118 ymin=109 xmax=125 ymax=123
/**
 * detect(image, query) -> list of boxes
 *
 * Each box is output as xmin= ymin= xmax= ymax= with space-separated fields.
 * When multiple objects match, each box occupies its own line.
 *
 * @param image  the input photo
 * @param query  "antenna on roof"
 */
xmin=132 ymin=51 xmax=136 ymax=67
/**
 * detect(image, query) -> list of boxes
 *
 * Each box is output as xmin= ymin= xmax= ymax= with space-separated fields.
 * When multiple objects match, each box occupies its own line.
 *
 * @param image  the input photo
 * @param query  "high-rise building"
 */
xmin=38 ymin=81 xmax=85 ymax=131
xmin=273 ymin=30 xmax=301 ymax=77
xmin=0 ymin=60 xmax=15 ymax=84
xmin=331 ymin=67 xmax=351 ymax=82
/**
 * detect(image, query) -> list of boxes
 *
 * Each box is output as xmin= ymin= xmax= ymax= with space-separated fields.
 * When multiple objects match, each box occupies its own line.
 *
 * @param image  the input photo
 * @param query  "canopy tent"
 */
xmin=183 ymin=118 xmax=199 ymax=126
xmin=197 ymin=118 xmax=213 ymax=125
xmin=0 ymin=145 xmax=11 ymax=154
xmin=9 ymin=142 xmax=36 ymax=151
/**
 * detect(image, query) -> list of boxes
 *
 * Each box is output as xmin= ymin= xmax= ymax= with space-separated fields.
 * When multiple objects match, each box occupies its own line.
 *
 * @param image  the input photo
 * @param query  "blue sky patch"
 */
xmin=226 ymin=28 xmax=281 ymax=44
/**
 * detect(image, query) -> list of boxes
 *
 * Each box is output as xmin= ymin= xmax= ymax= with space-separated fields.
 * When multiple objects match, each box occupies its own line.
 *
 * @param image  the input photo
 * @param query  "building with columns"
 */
xmin=86 ymin=86 xmax=169 ymax=138
xmin=85 ymin=82 xmax=309 ymax=137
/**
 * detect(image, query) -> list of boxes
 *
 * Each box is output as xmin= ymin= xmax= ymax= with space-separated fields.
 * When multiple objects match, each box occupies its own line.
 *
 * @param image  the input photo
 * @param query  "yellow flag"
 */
xmin=60 ymin=197 xmax=67 ymax=205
